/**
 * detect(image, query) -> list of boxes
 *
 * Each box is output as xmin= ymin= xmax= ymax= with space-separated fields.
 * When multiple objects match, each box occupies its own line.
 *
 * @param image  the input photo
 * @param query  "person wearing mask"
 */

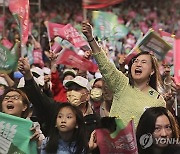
xmin=82 ymin=21 xmax=166 ymax=127
xmin=49 ymin=51 xmax=77 ymax=102
xmin=18 ymin=57 xmax=100 ymax=153
xmin=136 ymin=106 xmax=180 ymax=154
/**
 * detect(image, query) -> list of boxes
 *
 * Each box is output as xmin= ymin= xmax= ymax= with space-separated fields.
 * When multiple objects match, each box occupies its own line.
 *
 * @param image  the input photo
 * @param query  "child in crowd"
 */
xmin=40 ymin=103 xmax=89 ymax=154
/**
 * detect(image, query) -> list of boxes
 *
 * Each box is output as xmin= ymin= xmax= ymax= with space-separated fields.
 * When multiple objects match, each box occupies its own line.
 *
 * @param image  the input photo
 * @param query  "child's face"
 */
xmin=56 ymin=107 xmax=77 ymax=132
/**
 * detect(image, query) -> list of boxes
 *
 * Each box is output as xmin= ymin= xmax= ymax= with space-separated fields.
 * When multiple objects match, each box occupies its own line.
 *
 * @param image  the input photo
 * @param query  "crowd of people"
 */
xmin=0 ymin=0 xmax=180 ymax=153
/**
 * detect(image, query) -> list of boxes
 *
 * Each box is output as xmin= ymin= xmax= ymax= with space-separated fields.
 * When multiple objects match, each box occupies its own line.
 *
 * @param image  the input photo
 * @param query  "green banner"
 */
xmin=0 ymin=112 xmax=37 ymax=154
xmin=0 ymin=42 xmax=19 ymax=73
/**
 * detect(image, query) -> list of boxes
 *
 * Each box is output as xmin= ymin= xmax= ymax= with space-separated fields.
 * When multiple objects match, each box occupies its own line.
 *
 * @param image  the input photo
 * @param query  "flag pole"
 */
xmin=44 ymin=21 xmax=52 ymax=51
xmin=83 ymin=8 xmax=87 ymax=21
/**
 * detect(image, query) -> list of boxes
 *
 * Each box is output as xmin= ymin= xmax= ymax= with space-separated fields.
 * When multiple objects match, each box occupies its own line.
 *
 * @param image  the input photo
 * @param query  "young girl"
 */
xmin=40 ymin=103 xmax=89 ymax=154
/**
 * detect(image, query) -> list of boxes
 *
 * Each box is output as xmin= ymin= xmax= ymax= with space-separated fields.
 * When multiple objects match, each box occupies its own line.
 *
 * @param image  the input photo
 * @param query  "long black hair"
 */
xmin=136 ymin=107 xmax=180 ymax=154
xmin=45 ymin=103 xmax=89 ymax=154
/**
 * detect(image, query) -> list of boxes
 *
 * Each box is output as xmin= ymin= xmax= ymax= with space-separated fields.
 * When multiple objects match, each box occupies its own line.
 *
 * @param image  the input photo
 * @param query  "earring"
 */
xmin=75 ymin=125 xmax=78 ymax=129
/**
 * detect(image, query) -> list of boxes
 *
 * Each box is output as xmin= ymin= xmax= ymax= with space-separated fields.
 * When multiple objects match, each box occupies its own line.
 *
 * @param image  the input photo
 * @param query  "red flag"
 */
xmin=33 ymin=49 xmax=44 ymax=68
xmin=9 ymin=0 xmax=29 ymax=45
xmin=82 ymin=0 xmax=124 ymax=9
xmin=56 ymin=49 xmax=98 ymax=72
xmin=47 ymin=22 xmax=87 ymax=48
xmin=1 ymin=38 xmax=13 ymax=49
xmin=62 ymin=24 xmax=88 ymax=47
xmin=46 ymin=22 xmax=65 ymax=39
xmin=174 ymin=39 xmax=180 ymax=84
xmin=96 ymin=119 xmax=138 ymax=154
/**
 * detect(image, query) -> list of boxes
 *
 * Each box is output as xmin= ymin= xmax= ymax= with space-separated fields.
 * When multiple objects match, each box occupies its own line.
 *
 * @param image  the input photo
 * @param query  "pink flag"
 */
xmin=56 ymin=49 xmax=98 ymax=72
xmin=62 ymin=24 xmax=88 ymax=47
xmin=82 ymin=0 xmax=124 ymax=9
xmin=1 ymin=38 xmax=13 ymax=49
xmin=46 ymin=22 xmax=65 ymax=39
xmin=174 ymin=39 xmax=180 ymax=84
xmin=33 ymin=49 xmax=44 ymax=68
xmin=9 ymin=0 xmax=29 ymax=45
xmin=47 ymin=22 xmax=88 ymax=48
xmin=0 ymin=16 xmax=5 ymax=32
xmin=96 ymin=119 xmax=138 ymax=154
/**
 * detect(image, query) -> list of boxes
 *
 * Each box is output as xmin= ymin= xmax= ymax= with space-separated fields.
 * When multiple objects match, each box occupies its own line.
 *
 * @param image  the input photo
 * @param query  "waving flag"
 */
xmin=0 ymin=42 xmax=20 ymax=73
xmin=9 ymin=0 xmax=29 ymax=46
xmin=83 ymin=0 xmax=124 ymax=9
xmin=46 ymin=22 xmax=65 ymax=39
xmin=47 ymin=22 xmax=88 ymax=48
xmin=96 ymin=119 xmax=138 ymax=154
xmin=56 ymin=49 xmax=98 ymax=72
xmin=0 ymin=112 xmax=37 ymax=154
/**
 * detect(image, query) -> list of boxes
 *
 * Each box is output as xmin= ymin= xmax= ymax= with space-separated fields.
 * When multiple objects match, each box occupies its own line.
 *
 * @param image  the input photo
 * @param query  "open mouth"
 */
xmin=135 ymin=69 xmax=142 ymax=74
xmin=7 ymin=104 xmax=14 ymax=110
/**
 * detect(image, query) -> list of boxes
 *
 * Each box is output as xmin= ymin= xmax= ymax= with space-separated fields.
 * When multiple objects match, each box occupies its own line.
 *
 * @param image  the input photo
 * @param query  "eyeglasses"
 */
xmin=3 ymin=95 xmax=21 ymax=101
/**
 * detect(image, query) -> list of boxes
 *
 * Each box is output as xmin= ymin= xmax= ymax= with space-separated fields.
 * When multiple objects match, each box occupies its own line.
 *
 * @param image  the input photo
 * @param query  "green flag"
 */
xmin=0 ymin=112 xmax=37 ymax=154
xmin=0 ymin=42 xmax=20 ymax=73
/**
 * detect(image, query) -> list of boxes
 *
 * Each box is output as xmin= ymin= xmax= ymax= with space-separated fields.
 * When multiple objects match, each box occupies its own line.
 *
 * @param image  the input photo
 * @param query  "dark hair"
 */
xmin=45 ymin=103 xmax=88 ymax=154
xmin=1 ymin=88 xmax=31 ymax=118
xmin=128 ymin=51 xmax=163 ymax=91
xmin=136 ymin=107 xmax=180 ymax=154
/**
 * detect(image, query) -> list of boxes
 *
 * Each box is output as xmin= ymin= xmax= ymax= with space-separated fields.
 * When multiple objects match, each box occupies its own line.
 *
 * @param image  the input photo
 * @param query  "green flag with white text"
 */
xmin=0 ymin=42 xmax=20 ymax=73
xmin=0 ymin=112 xmax=37 ymax=154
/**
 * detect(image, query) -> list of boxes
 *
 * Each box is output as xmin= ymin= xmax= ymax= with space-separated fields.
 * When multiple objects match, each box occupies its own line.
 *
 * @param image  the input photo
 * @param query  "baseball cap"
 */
xmin=0 ymin=77 xmax=8 ymax=86
xmin=63 ymin=69 xmax=77 ymax=78
xmin=65 ymin=76 xmax=90 ymax=91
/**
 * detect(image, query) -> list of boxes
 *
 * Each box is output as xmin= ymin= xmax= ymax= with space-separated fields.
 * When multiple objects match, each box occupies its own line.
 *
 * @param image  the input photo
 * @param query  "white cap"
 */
xmin=0 ymin=77 xmax=8 ymax=86
xmin=43 ymin=67 xmax=51 ymax=75
xmin=65 ymin=76 xmax=90 ymax=91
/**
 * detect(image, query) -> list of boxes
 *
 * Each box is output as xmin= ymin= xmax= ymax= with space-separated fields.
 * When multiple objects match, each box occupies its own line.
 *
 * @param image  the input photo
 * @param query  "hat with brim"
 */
xmin=65 ymin=76 xmax=90 ymax=91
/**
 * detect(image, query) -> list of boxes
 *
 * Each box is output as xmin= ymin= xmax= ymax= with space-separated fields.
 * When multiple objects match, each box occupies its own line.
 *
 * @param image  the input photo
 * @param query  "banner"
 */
xmin=9 ymin=0 xmax=30 ymax=45
xmin=96 ymin=119 xmax=138 ymax=154
xmin=0 ymin=112 xmax=37 ymax=154
xmin=174 ymin=39 xmax=180 ymax=84
xmin=33 ymin=49 xmax=44 ymax=68
xmin=82 ymin=0 xmax=124 ymax=9
xmin=56 ymin=49 xmax=98 ymax=72
xmin=0 ymin=42 xmax=20 ymax=73
xmin=128 ymin=29 xmax=172 ymax=61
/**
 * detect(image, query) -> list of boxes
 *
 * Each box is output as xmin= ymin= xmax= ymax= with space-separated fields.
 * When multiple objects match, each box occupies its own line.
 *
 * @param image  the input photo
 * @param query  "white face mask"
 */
xmin=67 ymin=90 xmax=86 ymax=106
xmin=90 ymin=88 xmax=103 ymax=101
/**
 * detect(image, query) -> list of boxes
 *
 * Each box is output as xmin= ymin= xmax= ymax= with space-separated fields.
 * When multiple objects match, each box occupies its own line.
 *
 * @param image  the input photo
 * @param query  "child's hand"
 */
xmin=88 ymin=130 xmax=98 ymax=150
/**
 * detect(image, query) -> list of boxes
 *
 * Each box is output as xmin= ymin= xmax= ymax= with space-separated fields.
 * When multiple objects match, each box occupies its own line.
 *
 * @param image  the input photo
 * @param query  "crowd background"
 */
xmin=0 ymin=0 xmax=180 ymax=153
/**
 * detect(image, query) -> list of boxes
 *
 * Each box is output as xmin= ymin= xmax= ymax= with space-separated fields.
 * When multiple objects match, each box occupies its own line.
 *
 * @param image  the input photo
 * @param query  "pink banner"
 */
xmin=33 ymin=49 xmax=44 ymax=68
xmin=174 ymin=39 xmax=180 ymax=84
xmin=96 ymin=120 xmax=138 ymax=154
